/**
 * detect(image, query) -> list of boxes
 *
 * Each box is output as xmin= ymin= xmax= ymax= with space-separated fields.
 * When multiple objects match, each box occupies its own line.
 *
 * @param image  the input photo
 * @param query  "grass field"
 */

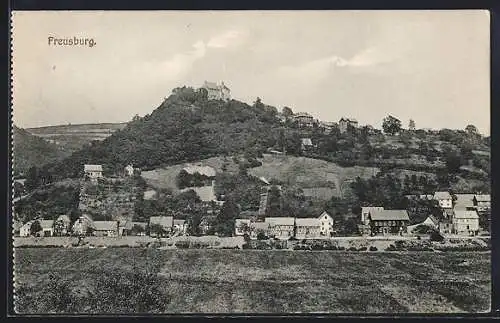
xmin=141 ymin=154 xmax=379 ymax=199
xmin=14 ymin=248 xmax=490 ymax=314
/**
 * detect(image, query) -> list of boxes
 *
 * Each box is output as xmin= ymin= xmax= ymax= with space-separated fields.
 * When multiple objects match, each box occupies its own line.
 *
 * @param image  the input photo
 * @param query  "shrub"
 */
xmin=430 ymin=231 xmax=444 ymax=242
xmin=358 ymin=247 xmax=367 ymax=251
xmin=386 ymin=244 xmax=396 ymax=251
xmin=369 ymin=246 xmax=378 ymax=251
xmin=348 ymin=247 xmax=357 ymax=251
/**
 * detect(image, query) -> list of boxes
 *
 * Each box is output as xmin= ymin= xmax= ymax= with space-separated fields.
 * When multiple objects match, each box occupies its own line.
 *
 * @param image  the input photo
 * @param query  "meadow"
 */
xmin=14 ymin=248 xmax=490 ymax=314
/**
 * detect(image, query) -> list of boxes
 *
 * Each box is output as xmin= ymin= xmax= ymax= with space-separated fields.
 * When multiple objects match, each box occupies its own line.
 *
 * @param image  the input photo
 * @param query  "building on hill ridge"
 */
xmin=202 ymin=81 xmax=231 ymax=101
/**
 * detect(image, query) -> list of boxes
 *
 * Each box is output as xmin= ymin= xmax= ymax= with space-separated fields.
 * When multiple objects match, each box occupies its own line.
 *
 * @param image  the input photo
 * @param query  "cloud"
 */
xmin=207 ymin=30 xmax=246 ymax=48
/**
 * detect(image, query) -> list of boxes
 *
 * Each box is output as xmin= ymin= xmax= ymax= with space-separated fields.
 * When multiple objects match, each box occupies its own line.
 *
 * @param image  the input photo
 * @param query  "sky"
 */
xmin=12 ymin=10 xmax=490 ymax=134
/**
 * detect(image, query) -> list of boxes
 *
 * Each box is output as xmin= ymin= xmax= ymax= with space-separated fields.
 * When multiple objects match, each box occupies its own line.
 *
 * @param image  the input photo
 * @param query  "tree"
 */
xmin=149 ymin=223 xmax=165 ymax=237
xmin=253 ymin=97 xmax=264 ymax=110
xmin=465 ymin=124 xmax=478 ymax=136
xmin=215 ymin=198 xmax=239 ymax=236
xmin=408 ymin=119 xmax=416 ymax=131
xmin=130 ymin=224 xmax=145 ymax=235
xmin=30 ymin=220 xmax=42 ymax=236
xmin=266 ymin=186 xmax=282 ymax=217
xmin=382 ymin=115 xmax=402 ymax=135
xmin=282 ymin=106 xmax=293 ymax=118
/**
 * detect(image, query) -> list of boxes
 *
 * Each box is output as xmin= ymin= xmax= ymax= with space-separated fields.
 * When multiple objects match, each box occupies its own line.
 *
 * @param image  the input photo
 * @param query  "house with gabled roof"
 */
xmin=434 ymin=191 xmax=453 ymax=209
xmin=149 ymin=216 xmax=173 ymax=237
xmin=318 ymin=211 xmax=334 ymax=237
xmin=72 ymin=214 xmax=94 ymax=236
xmin=202 ymin=81 xmax=231 ymax=101
xmin=339 ymin=117 xmax=358 ymax=134
xmin=361 ymin=206 xmax=384 ymax=225
xmin=265 ymin=217 xmax=295 ymax=240
xmin=453 ymin=210 xmax=479 ymax=236
xmin=453 ymin=194 xmax=476 ymax=211
xmin=368 ymin=210 xmax=410 ymax=236
xmin=84 ymin=164 xmax=103 ymax=180
xmin=295 ymin=218 xmax=321 ymax=239
xmin=473 ymin=194 xmax=491 ymax=213
xmin=93 ymin=221 xmax=119 ymax=237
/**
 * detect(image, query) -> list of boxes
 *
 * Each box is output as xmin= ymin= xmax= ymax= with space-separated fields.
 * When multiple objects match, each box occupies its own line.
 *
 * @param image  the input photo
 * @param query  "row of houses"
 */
xmin=290 ymin=113 xmax=359 ymax=134
xmin=16 ymin=214 xmax=187 ymax=238
xmin=234 ymin=211 xmax=335 ymax=240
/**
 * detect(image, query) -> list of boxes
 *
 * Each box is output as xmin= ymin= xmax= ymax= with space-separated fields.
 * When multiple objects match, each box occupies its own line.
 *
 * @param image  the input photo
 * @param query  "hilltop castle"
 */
xmin=202 ymin=81 xmax=231 ymax=101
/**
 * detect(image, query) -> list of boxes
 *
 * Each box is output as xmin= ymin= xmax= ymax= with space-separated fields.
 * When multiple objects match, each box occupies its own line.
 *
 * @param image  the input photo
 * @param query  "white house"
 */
xmin=202 ymin=81 xmax=231 ymax=101
xmin=318 ymin=211 xmax=334 ymax=237
xmin=84 ymin=164 xmax=103 ymax=180
xmin=301 ymin=138 xmax=314 ymax=151
xmin=293 ymin=112 xmax=315 ymax=127
xmin=124 ymin=164 xmax=134 ymax=176
xmin=19 ymin=221 xmax=33 ymax=237
xmin=453 ymin=210 xmax=479 ymax=236
xmin=434 ymin=191 xmax=453 ymax=209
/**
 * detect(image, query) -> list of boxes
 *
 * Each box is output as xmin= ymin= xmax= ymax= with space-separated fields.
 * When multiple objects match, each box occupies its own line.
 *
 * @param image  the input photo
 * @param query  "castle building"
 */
xmin=202 ymin=81 xmax=231 ymax=101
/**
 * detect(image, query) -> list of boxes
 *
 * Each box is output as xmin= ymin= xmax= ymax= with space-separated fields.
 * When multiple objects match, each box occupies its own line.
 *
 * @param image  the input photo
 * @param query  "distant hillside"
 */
xmin=26 ymin=122 xmax=127 ymax=152
xmin=40 ymin=87 xmax=284 ymax=180
xmin=13 ymin=125 xmax=70 ymax=175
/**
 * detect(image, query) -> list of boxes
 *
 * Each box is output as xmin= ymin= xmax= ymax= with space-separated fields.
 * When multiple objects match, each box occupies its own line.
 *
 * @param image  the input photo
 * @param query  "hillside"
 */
xmin=12 ymin=125 xmax=70 ymax=175
xmin=141 ymin=154 xmax=379 ymax=200
xmin=31 ymin=85 xmax=490 ymax=199
xmin=39 ymin=87 xmax=284 ymax=180
xmin=26 ymin=122 xmax=126 ymax=153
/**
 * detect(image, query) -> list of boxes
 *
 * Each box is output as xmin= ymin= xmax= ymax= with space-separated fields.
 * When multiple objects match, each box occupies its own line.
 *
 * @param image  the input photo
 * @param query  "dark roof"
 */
xmin=369 ymin=210 xmax=410 ymax=221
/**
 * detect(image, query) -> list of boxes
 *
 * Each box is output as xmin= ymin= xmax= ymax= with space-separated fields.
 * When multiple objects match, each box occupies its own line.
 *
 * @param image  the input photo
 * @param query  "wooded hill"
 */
xmin=25 ymin=86 xmax=490 ymax=196
xmin=13 ymin=125 xmax=70 ymax=176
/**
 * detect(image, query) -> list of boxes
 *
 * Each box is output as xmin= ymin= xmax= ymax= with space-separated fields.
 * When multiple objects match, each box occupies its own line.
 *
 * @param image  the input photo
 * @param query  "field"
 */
xmin=14 ymin=249 xmax=490 ymax=314
xmin=141 ymin=154 xmax=379 ymax=199
xmin=26 ymin=123 xmax=127 ymax=152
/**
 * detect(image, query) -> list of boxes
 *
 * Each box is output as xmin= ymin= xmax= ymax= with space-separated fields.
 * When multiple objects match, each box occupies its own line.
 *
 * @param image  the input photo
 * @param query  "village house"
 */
xmin=84 ymin=164 xmax=103 ymax=181
xmin=422 ymin=215 xmax=439 ymax=229
xmin=72 ymin=214 xmax=94 ymax=236
xmin=202 ymin=81 xmax=231 ymax=101
xmin=93 ymin=221 xmax=119 ymax=237
xmin=438 ymin=219 xmax=453 ymax=235
xmin=318 ymin=211 xmax=334 ymax=237
xmin=19 ymin=220 xmax=33 ymax=237
xmin=118 ymin=219 xmax=133 ymax=236
xmin=53 ymin=214 xmax=71 ymax=236
xmin=434 ymin=191 xmax=453 ymax=209
xmin=301 ymin=138 xmax=314 ymax=152
xmin=124 ymin=164 xmax=134 ymax=177
xmin=13 ymin=220 xmax=23 ymax=237
xmin=295 ymin=218 xmax=321 ymax=239
xmin=265 ymin=217 xmax=295 ymax=240
xmin=453 ymin=194 xmax=476 ymax=211
xmin=453 ymin=210 xmax=480 ymax=236
xmin=473 ymin=194 xmax=491 ymax=213
xmin=367 ymin=210 xmax=410 ymax=236
xmin=319 ymin=121 xmax=336 ymax=133
xmin=339 ymin=118 xmax=358 ymax=134
xmin=149 ymin=216 xmax=173 ymax=237
xmin=173 ymin=219 xmax=187 ymax=235
xmin=38 ymin=220 xmax=54 ymax=237
xmin=293 ymin=112 xmax=315 ymax=127
xmin=361 ymin=206 xmax=384 ymax=225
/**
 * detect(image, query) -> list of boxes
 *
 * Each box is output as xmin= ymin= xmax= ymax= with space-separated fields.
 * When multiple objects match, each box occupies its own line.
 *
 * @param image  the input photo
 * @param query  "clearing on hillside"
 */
xmin=141 ymin=154 xmax=379 ymax=200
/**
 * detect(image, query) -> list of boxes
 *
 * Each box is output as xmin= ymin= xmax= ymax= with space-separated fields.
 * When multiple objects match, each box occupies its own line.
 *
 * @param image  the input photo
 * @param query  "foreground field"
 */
xmin=14 ymin=249 xmax=490 ymax=314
